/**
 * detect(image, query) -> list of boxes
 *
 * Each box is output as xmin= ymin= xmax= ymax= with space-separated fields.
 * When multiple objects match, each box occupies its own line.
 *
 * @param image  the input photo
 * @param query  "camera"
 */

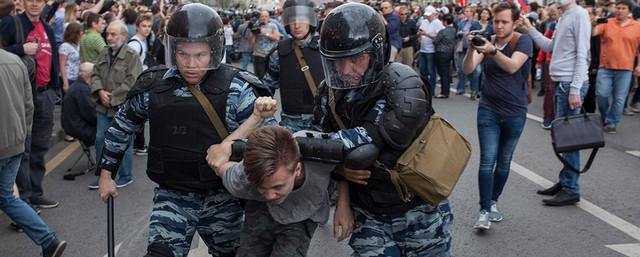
xmin=596 ymin=17 xmax=609 ymax=24
xmin=470 ymin=31 xmax=490 ymax=47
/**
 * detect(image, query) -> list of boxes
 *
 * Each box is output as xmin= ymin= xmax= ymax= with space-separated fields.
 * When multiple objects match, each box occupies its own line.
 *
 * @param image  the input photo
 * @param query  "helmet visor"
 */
xmin=321 ymin=52 xmax=375 ymax=90
xmin=164 ymin=34 xmax=224 ymax=71
xmin=281 ymin=6 xmax=317 ymax=27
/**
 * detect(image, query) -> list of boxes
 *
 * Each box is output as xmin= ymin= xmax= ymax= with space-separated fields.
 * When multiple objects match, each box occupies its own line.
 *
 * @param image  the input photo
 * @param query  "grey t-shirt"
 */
xmin=222 ymin=161 xmax=333 ymax=224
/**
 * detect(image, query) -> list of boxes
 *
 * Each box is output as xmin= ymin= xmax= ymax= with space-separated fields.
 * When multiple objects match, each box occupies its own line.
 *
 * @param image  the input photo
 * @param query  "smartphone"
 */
xmin=596 ymin=17 xmax=608 ymax=24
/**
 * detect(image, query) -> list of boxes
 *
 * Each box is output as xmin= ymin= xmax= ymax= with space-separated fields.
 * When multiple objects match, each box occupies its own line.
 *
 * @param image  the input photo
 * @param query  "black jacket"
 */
xmin=0 ymin=13 xmax=60 ymax=89
xmin=62 ymin=79 xmax=97 ymax=145
xmin=398 ymin=18 xmax=417 ymax=48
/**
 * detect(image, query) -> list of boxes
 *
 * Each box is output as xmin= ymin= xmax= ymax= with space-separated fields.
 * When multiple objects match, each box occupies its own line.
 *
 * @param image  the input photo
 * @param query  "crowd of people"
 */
xmin=0 ymin=0 xmax=638 ymax=256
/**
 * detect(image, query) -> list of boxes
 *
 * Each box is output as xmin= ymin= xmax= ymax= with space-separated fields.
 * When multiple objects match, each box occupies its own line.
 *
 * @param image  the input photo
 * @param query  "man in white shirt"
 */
xmin=418 ymin=5 xmax=444 ymax=95
xmin=127 ymin=13 xmax=153 ymax=71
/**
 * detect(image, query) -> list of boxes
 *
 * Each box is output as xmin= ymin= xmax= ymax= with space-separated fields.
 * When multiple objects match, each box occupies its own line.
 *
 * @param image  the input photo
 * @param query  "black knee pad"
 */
xmin=144 ymin=243 xmax=174 ymax=257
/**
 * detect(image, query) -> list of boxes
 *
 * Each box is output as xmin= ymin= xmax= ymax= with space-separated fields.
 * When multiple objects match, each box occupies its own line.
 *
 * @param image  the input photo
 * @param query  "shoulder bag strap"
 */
xmin=292 ymin=45 xmax=318 ymax=97
xmin=327 ymin=87 xmax=346 ymax=130
xmin=186 ymin=84 xmax=230 ymax=139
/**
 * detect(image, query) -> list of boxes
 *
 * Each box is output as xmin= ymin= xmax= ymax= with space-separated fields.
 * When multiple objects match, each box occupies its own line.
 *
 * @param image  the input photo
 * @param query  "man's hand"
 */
xmin=466 ymin=33 xmax=477 ymax=51
xmin=23 ymin=42 xmax=38 ymax=55
xmin=634 ymin=66 xmax=640 ymax=77
xmin=252 ymin=96 xmax=277 ymax=118
xmin=333 ymin=200 xmax=354 ymax=242
xmin=98 ymin=170 xmax=118 ymax=202
xmin=206 ymin=141 xmax=233 ymax=176
xmin=336 ymin=165 xmax=370 ymax=186
xmin=403 ymin=36 xmax=410 ymax=43
xmin=98 ymin=90 xmax=112 ymax=107
xmin=569 ymin=94 xmax=582 ymax=110
xmin=473 ymin=37 xmax=496 ymax=55
xmin=518 ymin=15 xmax=534 ymax=33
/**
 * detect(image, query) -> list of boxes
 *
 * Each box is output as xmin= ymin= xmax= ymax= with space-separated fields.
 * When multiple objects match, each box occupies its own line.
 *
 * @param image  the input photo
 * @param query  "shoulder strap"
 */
xmin=327 ymin=87 xmax=347 ymax=130
xmin=508 ymin=32 xmax=521 ymax=52
xmin=293 ymin=45 xmax=318 ymax=97
xmin=186 ymin=84 xmax=230 ymax=139
xmin=128 ymin=38 xmax=143 ymax=56
xmin=14 ymin=16 xmax=25 ymax=44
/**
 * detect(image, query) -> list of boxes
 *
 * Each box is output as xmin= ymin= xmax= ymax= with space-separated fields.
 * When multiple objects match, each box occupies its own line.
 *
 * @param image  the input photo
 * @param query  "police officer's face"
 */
xmin=175 ymin=42 xmax=212 ymax=85
xmin=335 ymin=53 xmax=370 ymax=86
xmin=290 ymin=22 xmax=310 ymax=40
xmin=257 ymin=162 xmax=302 ymax=205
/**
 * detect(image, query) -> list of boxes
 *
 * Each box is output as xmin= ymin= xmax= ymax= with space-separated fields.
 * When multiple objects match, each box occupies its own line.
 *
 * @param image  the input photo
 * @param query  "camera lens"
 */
xmin=472 ymin=35 xmax=485 ymax=47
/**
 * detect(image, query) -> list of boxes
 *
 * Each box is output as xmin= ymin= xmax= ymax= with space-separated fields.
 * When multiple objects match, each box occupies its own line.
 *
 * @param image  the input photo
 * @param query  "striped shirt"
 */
xmin=79 ymin=30 xmax=106 ymax=63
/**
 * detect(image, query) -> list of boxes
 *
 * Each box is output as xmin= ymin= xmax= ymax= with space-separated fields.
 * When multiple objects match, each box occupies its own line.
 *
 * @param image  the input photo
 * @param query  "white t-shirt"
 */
xmin=128 ymin=35 xmax=148 ymax=71
xmin=224 ymin=25 xmax=233 ymax=46
xmin=419 ymin=18 xmax=445 ymax=53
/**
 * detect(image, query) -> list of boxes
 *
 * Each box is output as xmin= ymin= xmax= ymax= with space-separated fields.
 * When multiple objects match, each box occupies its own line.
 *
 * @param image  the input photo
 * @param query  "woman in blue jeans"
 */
xmin=462 ymin=2 xmax=533 ymax=231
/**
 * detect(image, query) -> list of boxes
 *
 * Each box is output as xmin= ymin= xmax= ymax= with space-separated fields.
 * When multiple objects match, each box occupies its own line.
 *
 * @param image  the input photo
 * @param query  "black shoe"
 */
xmin=42 ymin=238 xmax=67 ymax=257
xmin=537 ymin=183 xmax=561 ymax=196
xmin=30 ymin=197 xmax=59 ymax=209
xmin=435 ymin=94 xmax=449 ymax=99
xmin=9 ymin=222 xmax=23 ymax=232
xmin=542 ymin=189 xmax=580 ymax=206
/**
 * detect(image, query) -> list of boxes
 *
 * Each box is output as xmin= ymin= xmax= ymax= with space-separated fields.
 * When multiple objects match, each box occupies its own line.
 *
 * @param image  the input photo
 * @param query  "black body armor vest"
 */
xmin=146 ymin=65 xmax=239 ymax=192
xmin=277 ymin=38 xmax=324 ymax=115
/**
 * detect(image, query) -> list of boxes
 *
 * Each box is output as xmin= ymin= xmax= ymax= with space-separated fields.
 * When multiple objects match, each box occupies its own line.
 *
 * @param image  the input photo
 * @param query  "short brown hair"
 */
xmin=136 ymin=13 xmax=153 ymax=27
xmin=243 ymin=126 xmax=300 ymax=187
xmin=64 ymin=22 xmax=83 ymax=44
xmin=492 ymin=2 xmax=520 ymax=21
xmin=0 ymin=0 xmax=15 ymax=19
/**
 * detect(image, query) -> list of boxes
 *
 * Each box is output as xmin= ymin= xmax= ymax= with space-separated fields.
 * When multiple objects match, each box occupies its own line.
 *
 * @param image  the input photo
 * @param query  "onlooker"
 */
xmin=121 ymin=8 xmax=136 ymax=40
xmin=59 ymin=22 xmax=82 ymax=93
xmin=127 ymin=13 xmax=152 ymax=156
xmin=51 ymin=0 xmax=66 ymax=46
xmin=381 ymin=1 xmax=401 ymax=61
xmin=62 ymin=3 xmax=81 ymax=29
xmin=79 ymin=12 xmax=106 ymax=63
xmin=537 ymin=3 xmax=559 ymax=129
xmin=434 ymin=14 xmax=456 ymax=99
xmin=521 ymin=0 xmax=591 ymax=206
xmin=88 ymin=21 xmax=142 ymax=189
xmin=252 ymin=10 xmax=280 ymax=78
xmin=236 ymin=13 xmax=254 ymax=71
xmin=223 ymin=16 xmax=233 ymax=64
xmin=0 ymin=0 xmax=62 ymax=209
xmin=592 ymin=0 xmax=640 ymax=134
xmin=456 ymin=6 xmax=482 ymax=97
xmin=585 ymin=5 xmax=600 ymax=114
xmin=127 ymin=13 xmax=152 ymax=71
xmin=463 ymin=2 xmax=533 ymax=230
xmin=0 ymin=47 xmax=67 ymax=257
xmin=395 ymin=5 xmax=417 ymax=66
xmin=62 ymin=62 xmax=97 ymax=145
xmin=418 ymin=5 xmax=444 ymax=95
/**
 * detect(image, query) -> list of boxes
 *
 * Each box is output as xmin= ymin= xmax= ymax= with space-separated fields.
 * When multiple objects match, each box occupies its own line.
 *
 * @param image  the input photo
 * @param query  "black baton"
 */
xmin=107 ymin=196 xmax=115 ymax=257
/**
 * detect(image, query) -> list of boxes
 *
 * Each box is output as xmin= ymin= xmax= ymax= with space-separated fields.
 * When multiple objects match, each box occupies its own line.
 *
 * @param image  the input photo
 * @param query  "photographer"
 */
xmin=252 ymin=10 xmax=280 ymax=78
xmin=462 ymin=2 xmax=532 ymax=231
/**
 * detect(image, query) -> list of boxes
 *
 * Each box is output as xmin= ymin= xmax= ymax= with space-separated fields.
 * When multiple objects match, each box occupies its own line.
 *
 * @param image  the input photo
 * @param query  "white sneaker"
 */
xmin=489 ymin=203 xmax=504 ymax=222
xmin=473 ymin=210 xmax=491 ymax=230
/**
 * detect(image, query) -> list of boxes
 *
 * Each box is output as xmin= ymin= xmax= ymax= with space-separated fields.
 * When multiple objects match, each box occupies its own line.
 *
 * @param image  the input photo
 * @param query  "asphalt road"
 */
xmin=1 ymin=74 xmax=639 ymax=257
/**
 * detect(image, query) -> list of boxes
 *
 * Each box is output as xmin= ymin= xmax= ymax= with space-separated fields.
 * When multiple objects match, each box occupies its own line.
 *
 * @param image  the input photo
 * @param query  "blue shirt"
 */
xmin=479 ymin=34 xmax=533 ymax=117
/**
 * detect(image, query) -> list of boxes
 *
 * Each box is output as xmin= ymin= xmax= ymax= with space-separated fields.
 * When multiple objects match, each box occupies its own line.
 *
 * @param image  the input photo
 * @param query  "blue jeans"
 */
xmin=455 ymin=52 xmax=481 ymax=93
xmin=241 ymin=52 xmax=252 ymax=71
xmin=596 ymin=68 xmax=632 ymax=128
xmin=554 ymin=81 xmax=588 ymax=193
xmin=0 ymin=154 xmax=56 ymax=247
xmin=96 ymin=111 xmax=133 ymax=180
xmin=419 ymin=52 xmax=438 ymax=95
xmin=477 ymin=106 xmax=526 ymax=211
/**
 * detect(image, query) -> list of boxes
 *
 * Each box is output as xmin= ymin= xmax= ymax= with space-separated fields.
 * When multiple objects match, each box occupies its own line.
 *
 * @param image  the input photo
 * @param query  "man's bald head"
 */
xmin=80 ymin=62 xmax=94 ymax=83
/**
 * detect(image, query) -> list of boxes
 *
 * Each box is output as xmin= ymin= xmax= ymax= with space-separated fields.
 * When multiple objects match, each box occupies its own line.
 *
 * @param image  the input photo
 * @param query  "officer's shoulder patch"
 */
xmin=127 ymin=65 xmax=168 ymax=98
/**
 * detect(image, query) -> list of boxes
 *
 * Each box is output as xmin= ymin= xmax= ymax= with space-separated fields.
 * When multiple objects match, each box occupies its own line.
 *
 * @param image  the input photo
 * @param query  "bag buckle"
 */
xmin=300 ymin=65 xmax=309 ymax=72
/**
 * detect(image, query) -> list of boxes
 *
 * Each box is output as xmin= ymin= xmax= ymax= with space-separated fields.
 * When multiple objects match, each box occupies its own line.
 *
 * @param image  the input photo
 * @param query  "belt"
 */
xmin=36 ymin=86 xmax=49 ymax=93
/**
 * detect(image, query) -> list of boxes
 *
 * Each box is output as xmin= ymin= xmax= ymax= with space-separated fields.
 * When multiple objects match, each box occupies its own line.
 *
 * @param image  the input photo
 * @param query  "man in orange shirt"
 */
xmin=592 ymin=0 xmax=640 ymax=134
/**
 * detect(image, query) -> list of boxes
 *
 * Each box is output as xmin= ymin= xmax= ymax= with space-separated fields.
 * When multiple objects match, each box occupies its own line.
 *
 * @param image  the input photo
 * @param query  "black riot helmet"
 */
xmin=281 ymin=0 xmax=317 ymax=37
xmin=319 ymin=3 xmax=389 ymax=90
xmin=164 ymin=3 xmax=224 ymax=71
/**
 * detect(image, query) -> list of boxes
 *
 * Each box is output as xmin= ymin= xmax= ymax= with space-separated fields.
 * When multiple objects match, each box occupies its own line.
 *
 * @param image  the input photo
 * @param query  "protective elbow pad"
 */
xmin=144 ymin=243 xmax=174 ymax=257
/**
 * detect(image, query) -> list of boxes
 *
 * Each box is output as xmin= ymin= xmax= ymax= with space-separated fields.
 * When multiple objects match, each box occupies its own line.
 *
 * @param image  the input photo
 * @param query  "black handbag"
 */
xmin=550 ymin=113 xmax=605 ymax=173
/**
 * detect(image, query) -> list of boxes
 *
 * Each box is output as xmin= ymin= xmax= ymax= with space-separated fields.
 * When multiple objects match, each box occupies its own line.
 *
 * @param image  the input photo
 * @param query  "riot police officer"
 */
xmin=263 ymin=0 xmax=323 ymax=132
xmin=315 ymin=3 xmax=453 ymax=256
xmin=95 ymin=4 xmax=276 ymax=257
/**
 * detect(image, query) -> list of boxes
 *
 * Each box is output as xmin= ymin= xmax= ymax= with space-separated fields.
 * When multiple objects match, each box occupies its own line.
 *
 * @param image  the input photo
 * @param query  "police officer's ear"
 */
xmin=294 ymin=162 xmax=303 ymax=177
